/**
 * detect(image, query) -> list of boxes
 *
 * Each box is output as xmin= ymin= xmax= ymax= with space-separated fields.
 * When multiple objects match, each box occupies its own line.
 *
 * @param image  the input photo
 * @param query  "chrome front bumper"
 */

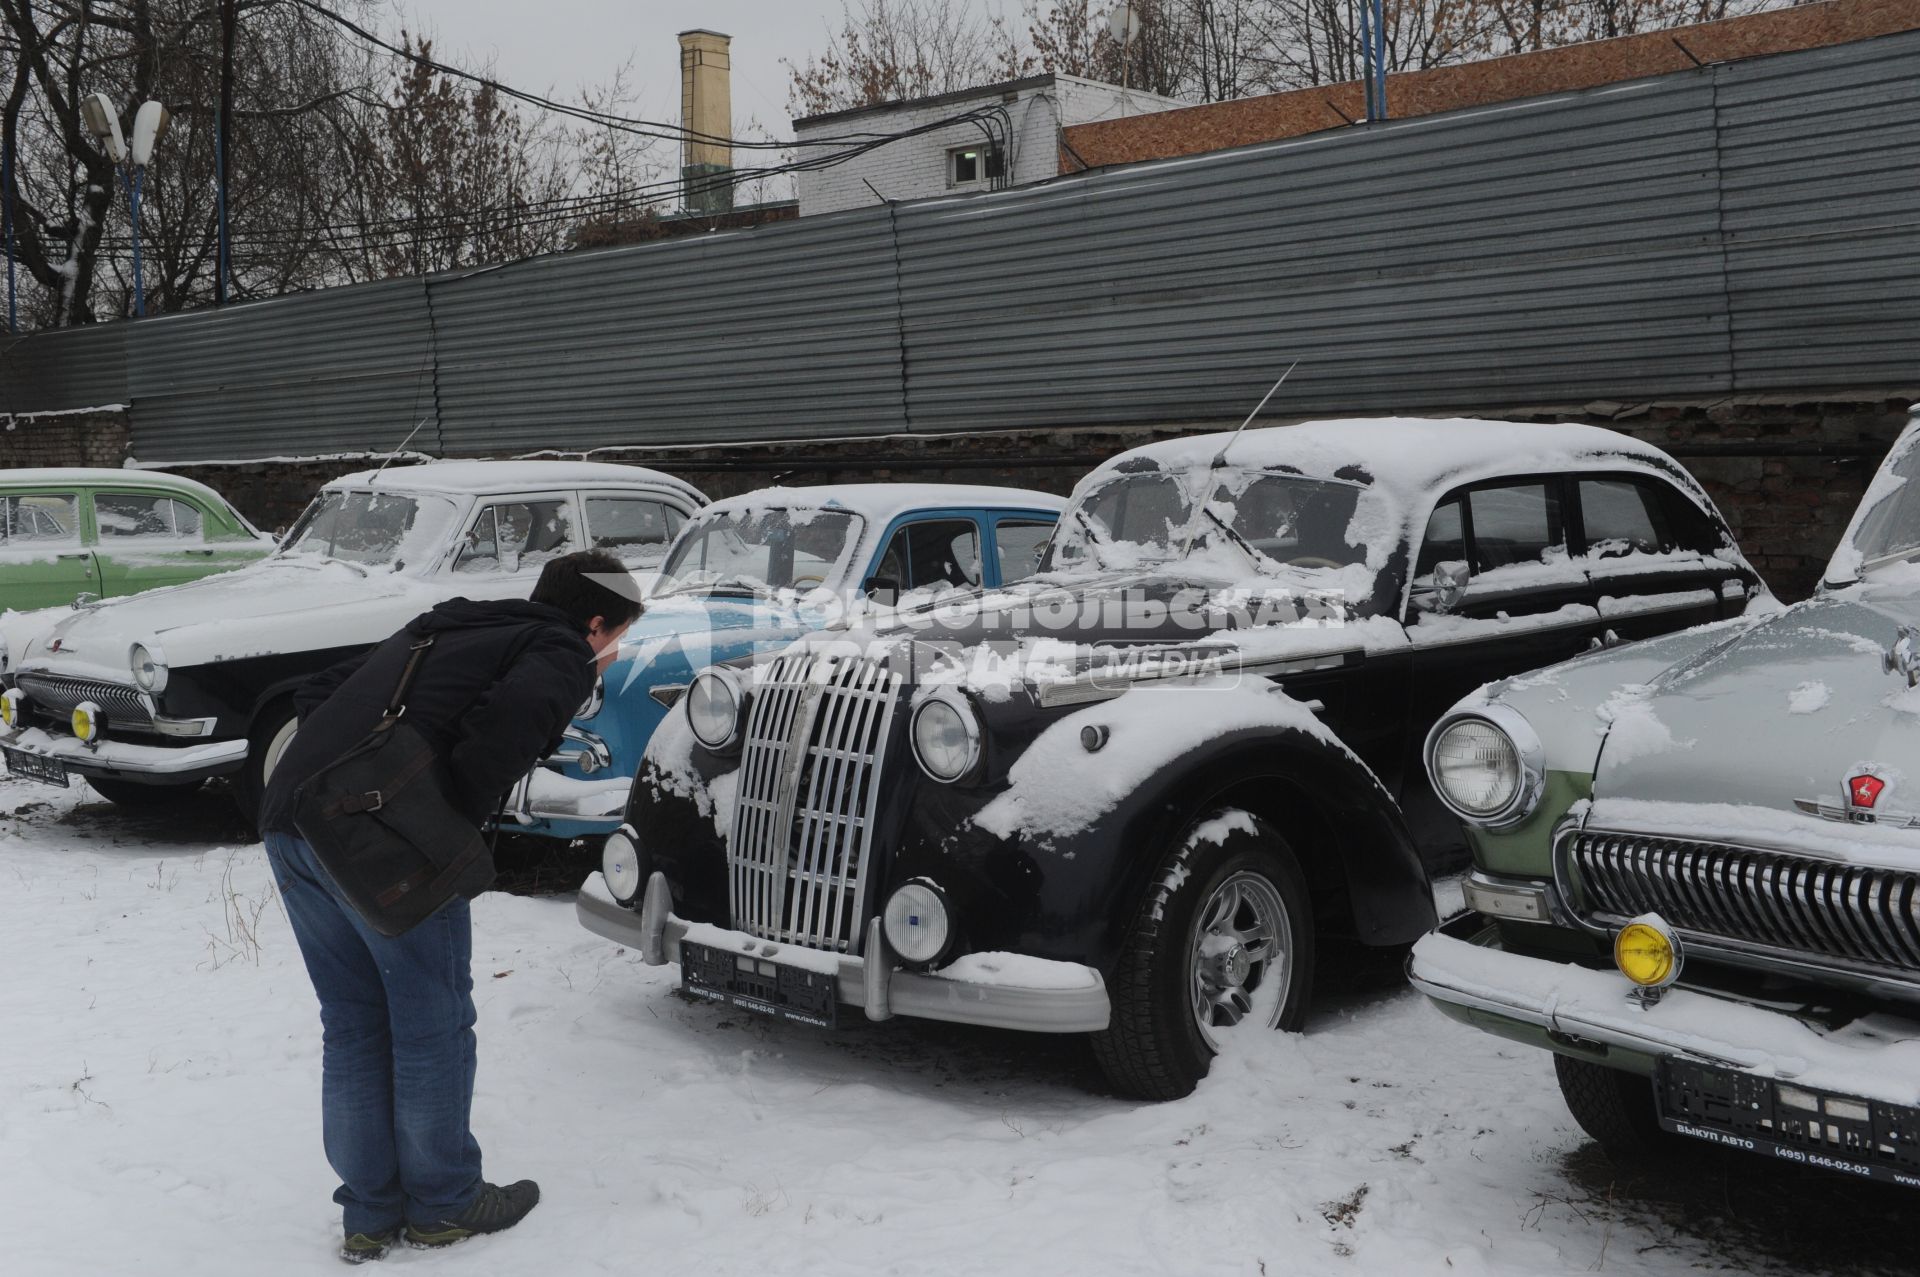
xmin=501 ymin=768 xmax=630 ymax=832
xmin=576 ymin=871 xmax=1111 ymax=1033
xmin=1410 ymin=929 xmax=1920 ymax=1106
xmin=0 ymin=723 xmax=247 ymax=778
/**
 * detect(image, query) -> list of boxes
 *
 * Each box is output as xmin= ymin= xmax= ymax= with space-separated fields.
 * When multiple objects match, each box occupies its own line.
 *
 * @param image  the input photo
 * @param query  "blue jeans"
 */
xmin=265 ymin=831 xmax=483 ymax=1235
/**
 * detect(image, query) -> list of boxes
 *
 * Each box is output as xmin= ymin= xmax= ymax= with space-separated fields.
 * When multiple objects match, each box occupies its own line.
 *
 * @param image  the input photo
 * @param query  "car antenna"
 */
xmin=1214 ymin=361 xmax=1297 ymax=469
xmin=1177 ymin=361 xmax=1298 ymax=557
xmin=368 ymin=417 xmax=431 ymax=485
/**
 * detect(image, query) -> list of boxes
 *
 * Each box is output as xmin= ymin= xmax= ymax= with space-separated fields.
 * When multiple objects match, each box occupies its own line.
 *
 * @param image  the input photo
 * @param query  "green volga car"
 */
xmin=1 ymin=469 xmax=271 ymax=610
xmin=1410 ymin=405 xmax=1920 ymax=1188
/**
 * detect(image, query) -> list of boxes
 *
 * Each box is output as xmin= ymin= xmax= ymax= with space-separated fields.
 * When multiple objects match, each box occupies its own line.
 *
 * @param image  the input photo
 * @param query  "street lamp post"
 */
xmin=79 ymin=93 xmax=169 ymax=318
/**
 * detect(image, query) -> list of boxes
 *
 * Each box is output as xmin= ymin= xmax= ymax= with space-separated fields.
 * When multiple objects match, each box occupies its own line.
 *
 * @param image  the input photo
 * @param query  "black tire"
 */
xmin=85 ymin=776 xmax=206 ymax=806
xmin=1092 ymin=808 xmax=1315 ymax=1101
xmin=1554 ymin=1053 xmax=1666 ymax=1154
xmin=232 ymin=699 xmax=299 ymax=830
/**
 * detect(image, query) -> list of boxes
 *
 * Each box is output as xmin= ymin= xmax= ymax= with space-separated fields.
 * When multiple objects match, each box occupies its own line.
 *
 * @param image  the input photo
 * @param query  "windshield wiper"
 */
xmin=1197 ymin=506 xmax=1281 ymax=574
xmin=1070 ymin=509 xmax=1115 ymax=570
xmin=664 ymin=574 xmax=779 ymax=599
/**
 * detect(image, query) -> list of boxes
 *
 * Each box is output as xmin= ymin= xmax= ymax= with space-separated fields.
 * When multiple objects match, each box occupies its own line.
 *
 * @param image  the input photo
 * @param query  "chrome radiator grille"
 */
xmin=728 ymin=651 xmax=901 ymax=954
xmin=1565 ymin=829 xmax=1920 ymax=978
xmin=15 ymin=673 xmax=155 ymax=732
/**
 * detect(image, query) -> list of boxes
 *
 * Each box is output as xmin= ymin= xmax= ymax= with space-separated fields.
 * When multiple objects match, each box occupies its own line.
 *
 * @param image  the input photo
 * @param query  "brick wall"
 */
xmin=1064 ymin=0 xmax=1920 ymax=168
xmin=28 ymin=396 xmax=1912 ymax=603
xmin=0 ymin=408 xmax=131 ymax=469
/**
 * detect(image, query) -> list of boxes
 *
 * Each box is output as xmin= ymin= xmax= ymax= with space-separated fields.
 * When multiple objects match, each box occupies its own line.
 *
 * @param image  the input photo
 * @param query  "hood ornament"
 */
xmin=1796 ymin=768 xmax=1920 ymax=829
xmin=1886 ymin=625 xmax=1920 ymax=688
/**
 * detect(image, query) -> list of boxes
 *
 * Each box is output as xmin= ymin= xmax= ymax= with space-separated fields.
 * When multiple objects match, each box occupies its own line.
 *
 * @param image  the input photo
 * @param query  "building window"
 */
xmin=949 ymin=144 xmax=1005 ymax=187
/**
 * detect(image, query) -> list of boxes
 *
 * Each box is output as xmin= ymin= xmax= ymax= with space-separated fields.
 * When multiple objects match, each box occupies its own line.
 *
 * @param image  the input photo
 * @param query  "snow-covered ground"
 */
xmin=1 ymin=777 xmax=1907 ymax=1277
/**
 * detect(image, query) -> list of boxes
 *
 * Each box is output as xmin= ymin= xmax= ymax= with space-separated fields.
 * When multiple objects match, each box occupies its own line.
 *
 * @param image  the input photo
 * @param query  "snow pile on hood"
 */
xmin=1787 ymin=681 xmax=1832 ymax=714
xmin=1594 ymin=684 xmax=1691 ymax=765
xmin=972 ymin=680 xmax=1350 ymax=843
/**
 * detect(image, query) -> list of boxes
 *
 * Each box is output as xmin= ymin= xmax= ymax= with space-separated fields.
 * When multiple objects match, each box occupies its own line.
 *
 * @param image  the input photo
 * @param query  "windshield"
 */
xmin=659 ymin=507 xmax=864 ymax=595
xmin=1047 ymin=469 xmax=1369 ymax=578
xmin=1846 ymin=431 xmax=1920 ymax=579
xmin=278 ymin=490 xmax=459 ymax=569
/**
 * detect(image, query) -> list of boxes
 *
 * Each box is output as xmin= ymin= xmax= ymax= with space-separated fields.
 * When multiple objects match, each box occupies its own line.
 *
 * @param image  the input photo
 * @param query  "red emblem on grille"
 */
xmin=1850 ymin=774 xmax=1886 ymax=808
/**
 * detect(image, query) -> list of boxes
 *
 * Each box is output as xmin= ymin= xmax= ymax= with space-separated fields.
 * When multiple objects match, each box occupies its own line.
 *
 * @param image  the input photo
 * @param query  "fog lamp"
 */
xmin=882 ymin=878 xmax=952 ymax=965
xmin=0 ymin=688 xmax=19 ymax=729
xmin=1614 ymin=914 xmax=1681 ymax=990
xmin=71 ymin=700 xmax=102 ymax=744
xmin=601 ymin=827 xmax=644 ymax=904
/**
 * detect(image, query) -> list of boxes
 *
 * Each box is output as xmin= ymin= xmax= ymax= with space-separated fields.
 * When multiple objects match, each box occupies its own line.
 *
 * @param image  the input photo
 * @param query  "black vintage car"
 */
xmin=577 ymin=417 xmax=1765 ymax=1099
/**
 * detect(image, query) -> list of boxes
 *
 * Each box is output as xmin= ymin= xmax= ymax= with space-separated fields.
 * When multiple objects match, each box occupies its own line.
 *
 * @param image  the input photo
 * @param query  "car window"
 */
xmin=453 ymin=499 xmax=576 ymax=575
xmin=1577 ymin=478 xmax=1668 ymax=558
xmin=994 ymin=519 xmax=1054 ymax=584
xmin=1 ymin=493 xmax=80 ymax=546
xmin=95 ymin=493 xmax=205 ymax=541
xmin=1414 ymin=498 xmax=1465 ymax=578
xmin=1466 ymin=482 xmax=1565 ymax=575
xmin=584 ymin=496 xmax=683 ymax=568
xmin=876 ymin=519 xmax=982 ymax=590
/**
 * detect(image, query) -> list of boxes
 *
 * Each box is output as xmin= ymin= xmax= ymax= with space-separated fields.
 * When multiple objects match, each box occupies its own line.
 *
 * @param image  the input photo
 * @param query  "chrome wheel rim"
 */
xmin=1188 ymin=870 xmax=1292 ymax=1050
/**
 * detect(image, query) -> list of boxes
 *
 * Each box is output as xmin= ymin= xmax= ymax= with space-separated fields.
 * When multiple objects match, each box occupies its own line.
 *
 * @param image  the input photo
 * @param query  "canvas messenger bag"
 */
xmin=290 ymin=635 xmax=495 ymax=937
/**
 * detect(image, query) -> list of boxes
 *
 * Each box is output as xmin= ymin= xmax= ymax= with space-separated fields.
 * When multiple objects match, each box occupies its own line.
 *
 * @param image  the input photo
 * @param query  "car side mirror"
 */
xmin=864 ymin=576 xmax=900 ymax=606
xmin=1413 ymin=560 xmax=1471 ymax=615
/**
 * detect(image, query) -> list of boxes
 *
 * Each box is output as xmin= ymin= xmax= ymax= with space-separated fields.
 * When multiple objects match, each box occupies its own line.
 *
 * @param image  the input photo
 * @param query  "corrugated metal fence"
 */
xmin=2 ymin=31 xmax=1916 ymax=463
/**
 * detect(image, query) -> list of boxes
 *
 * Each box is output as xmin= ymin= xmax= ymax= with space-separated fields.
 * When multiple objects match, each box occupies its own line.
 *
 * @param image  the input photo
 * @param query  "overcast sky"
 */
xmin=391 ymin=1 xmax=889 ymax=139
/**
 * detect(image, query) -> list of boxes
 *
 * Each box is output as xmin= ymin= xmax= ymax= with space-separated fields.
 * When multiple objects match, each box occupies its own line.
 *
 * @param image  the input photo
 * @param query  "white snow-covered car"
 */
xmin=1411 ymin=404 xmax=1920 ymax=1186
xmin=0 ymin=460 xmax=704 ymax=821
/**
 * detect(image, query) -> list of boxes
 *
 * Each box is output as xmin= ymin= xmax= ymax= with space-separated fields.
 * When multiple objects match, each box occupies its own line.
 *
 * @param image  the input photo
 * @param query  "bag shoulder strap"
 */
xmin=382 ymin=635 xmax=436 ymax=722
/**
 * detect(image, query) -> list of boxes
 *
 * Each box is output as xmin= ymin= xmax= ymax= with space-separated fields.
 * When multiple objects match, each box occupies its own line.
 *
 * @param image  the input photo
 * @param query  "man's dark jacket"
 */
xmin=260 ymin=598 xmax=595 ymax=838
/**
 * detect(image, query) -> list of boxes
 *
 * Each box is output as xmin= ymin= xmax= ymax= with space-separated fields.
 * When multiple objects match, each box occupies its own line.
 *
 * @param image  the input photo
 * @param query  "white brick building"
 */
xmin=791 ymin=74 xmax=1184 ymax=216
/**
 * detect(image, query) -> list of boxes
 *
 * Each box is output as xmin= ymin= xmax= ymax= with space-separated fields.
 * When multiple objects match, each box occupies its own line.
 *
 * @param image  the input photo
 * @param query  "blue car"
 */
xmin=503 ymin=484 xmax=1065 ymax=841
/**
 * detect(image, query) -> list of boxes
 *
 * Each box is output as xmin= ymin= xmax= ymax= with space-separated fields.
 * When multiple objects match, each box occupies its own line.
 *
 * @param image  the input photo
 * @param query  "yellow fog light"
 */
xmin=1614 ymin=914 xmax=1682 ymax=990
xmin=0 ymin=688 xmax=19 ymax=728
xmin=71 ymin=700 xmax=102 ymax=744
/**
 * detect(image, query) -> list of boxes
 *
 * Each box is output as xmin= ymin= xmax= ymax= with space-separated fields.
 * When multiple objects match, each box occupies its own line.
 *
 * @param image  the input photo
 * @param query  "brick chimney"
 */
xmin=678 ymin=29 xmax=733 ymax=214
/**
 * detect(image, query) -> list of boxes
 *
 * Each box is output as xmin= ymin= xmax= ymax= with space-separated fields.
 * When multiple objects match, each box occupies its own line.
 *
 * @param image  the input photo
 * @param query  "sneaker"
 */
xmin=339 ymin=1227 xmax=398 ymax=1264
xmin=405 ymin=1180 xmax=540 ymax=1249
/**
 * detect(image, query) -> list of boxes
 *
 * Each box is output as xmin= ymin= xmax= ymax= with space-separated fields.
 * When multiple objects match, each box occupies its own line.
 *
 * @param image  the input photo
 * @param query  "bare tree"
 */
xmin=785 ymin=0 xmax=1028 ymax=117
xmin=325 ymin=35 xmax=573 ymax=281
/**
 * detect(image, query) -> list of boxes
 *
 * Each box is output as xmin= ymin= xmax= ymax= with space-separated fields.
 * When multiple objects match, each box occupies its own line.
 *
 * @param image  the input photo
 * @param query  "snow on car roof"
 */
xmin=0 ymin=467 xmax=247 ymax=509
xmin=1082 ymin=417 xmax=1685 ymax=499
xmin=328 ymin=459 xmax=707 ymax=502
xmin=694 ymin=483 xmax=1066 ymax=527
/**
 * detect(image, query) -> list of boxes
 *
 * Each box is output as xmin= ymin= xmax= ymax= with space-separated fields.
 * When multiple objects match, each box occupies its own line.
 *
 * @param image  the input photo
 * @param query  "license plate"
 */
xmin=1656 ymin=1058 xmax=1920 ymax=1188
xmin=681 ymin=940 xmax=838 ymax=1028
xmin=2 ymin=746 xmax=69 ymax=788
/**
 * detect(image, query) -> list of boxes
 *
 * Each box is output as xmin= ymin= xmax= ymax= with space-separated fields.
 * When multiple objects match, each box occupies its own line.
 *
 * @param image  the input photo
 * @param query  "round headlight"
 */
xmin=882 ymin=878 xmax=952 ymax=965
xmin=0 ymin=688 xmax=19 ymax=729
xmin=911 ymin=690 xmax=981 ymax=783
xmin=1432 ymin=719 xmax=1518 ymax=816
xmin=602 ymin=827 xmax=644 ymax=904
xmin=72 ymin=700 xmax=102 ymax=743
xmin=1614 ymin=914 xmax=1682 ymax=989
xmin=130 ymin=641 xmax=167 ymax=694
xmin=685 ymin=668 xmax=743 ymax=752
xmin=1426 ymin=706 xmax=1545 ymax=827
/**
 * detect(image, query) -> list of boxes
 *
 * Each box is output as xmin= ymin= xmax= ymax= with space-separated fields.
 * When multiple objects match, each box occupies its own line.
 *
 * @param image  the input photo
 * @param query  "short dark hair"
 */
xmin=531 ymin=549 xmax=643 ymax=631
